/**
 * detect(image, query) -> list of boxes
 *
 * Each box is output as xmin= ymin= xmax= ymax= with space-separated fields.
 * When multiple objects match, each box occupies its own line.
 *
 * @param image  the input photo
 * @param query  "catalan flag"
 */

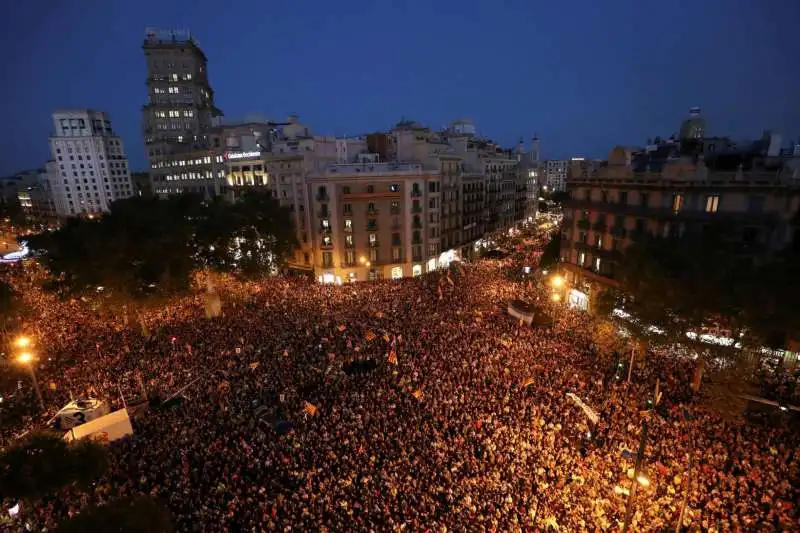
xmin=303 ymin=401 xmax=318 ymax=416
xmin=412 ymin=389 xmax=423 ymax=400
xmin=521 ymin=377 xmax=535 ymax=388
xmin=282 ymin=349 xmax=289 ymax=357
xmin=365 ymin=330 xmax=377 ymax=342
xmin=383 ymin=333 xmax=390 ymax=343
xmin=337 ymin=324 xmax=346 ymax=332
xmin=387 ymin=350 xmax=398 ymax=365
xmin=249 ymin=362 xmax=260 ymax=370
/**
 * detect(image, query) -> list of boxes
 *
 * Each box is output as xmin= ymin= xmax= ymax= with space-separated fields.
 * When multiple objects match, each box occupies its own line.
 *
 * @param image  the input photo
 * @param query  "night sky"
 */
xmin=1 ymin=0 xmax=798 ymax=175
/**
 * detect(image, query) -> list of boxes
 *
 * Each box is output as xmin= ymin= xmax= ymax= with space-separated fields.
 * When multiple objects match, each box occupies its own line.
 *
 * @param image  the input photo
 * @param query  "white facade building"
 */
xmin=48 ymin=110 xmax=134 ymax=217
xmin=544 ymin=159 xmax=568 ymax=192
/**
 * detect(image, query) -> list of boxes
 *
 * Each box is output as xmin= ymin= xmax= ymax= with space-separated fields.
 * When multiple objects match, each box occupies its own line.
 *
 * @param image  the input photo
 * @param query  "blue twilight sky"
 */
xmin=0 ymin=0 xmax=798 ymax=175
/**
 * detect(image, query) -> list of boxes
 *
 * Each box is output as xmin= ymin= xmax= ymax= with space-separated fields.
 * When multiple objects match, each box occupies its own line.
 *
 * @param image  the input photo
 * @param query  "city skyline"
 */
xmin=1 ymin=0 xmax=799 ymax=175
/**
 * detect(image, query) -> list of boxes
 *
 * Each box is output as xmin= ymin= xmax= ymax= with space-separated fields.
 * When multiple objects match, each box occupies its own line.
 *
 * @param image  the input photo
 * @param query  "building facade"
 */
xmin=142 ymin=29 xmax=224 ymax=197
xmin=560 ymin=146 xmax=800 ymax=311
xmin=307 ymin=158 xmax=443 ymax=283
xmin=544 ymin=159 xmax=569 ymax=192
xmin=47 ymin=110 xmax=134 ymax=217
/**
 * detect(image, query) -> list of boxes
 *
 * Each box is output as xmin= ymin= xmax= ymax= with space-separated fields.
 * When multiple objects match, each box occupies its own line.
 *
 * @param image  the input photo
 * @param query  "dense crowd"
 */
xmin=1 ymin=225 xmax=799 ymax=531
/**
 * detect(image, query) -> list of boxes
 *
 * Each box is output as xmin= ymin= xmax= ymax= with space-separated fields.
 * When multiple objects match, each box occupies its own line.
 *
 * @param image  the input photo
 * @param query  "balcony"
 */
xmin=344 ymin=239 xmax=355 ymax=248
xmin=317 ymin=210 xmax=330 ymax=219
xmin=412 ymin=238 xmax=422 ymax=246
xmin=577 ymin=219 xmax=591 ymax=230
xmin=411 ymin=204 xmax=422 ymax=213
xmin=591 ymin=220 xmax=608 ymax=232
xmin=412 ymin=219 xmax=423 ymax=229
xmin=610 ymin=226 xmax=627 ymax=238
xmin=318 ymin=225 xmax=332 ymax=235
xmin=366 ymin=223 xmax=379 ymax=231
xmin=320 ymin=241 xmax=334 ymax=250
xmin=367 ymin=208 xmax=379 ymax=216
xmin=391 ymin=221 xmax=402 ymax=230
xmin=367 ymin=240 xmax=380 ymax=248
xmin=316 ymin=192 xmax=330 ymax=202
xmin=411 ymin=189 xmax=422 ymax=198
xmin=630 ymin=229 xmax=651 ymax=241
xmin=390 ymin=206 xmax=401 ymax=215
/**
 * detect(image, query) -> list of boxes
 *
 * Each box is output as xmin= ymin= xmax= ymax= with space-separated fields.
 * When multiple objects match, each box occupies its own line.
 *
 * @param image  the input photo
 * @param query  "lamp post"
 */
xmin=622 ymin=420 xmax=649 ymax=532
xmin=16 ymin=352 xmax=45 ymax=411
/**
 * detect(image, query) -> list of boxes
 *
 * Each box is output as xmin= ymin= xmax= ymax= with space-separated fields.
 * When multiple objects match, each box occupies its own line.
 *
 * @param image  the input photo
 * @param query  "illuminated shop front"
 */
xmin=391 ymin=266 xmax=403 ymax=280
xmin=427 ymin=258 xmax=437 ymax=272
xmin=568 ymin=289 xmax=589 ymax=311
xmin=412 ymin=264 xmax=422 ymax=277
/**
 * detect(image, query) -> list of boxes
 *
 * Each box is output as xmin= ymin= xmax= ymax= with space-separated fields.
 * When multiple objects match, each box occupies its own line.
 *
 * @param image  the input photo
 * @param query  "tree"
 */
xmin=0 ymin=279 xmax=22 ymax=323
xmin=0 ymin=433 xmax=109 ymax=501
xmin=615 ymin=223 xmax=758 ymax=389
xmin=28 ymin=191 xmax=296 ymax=300
xmin=539 ymin=231 xmax=562 ymax=269
xmin=56 ymin=495 xmax=172 ymax=533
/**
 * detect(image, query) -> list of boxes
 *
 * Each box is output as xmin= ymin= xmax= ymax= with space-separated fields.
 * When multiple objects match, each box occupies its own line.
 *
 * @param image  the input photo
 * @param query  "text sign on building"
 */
xmin=224 ymin=151 xmax=262 ymax=161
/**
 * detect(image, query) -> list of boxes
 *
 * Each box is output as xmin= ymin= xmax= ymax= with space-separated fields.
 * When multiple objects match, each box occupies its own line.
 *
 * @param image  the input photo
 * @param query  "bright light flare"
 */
xmin=550 ymin=275 xmax=564 ymax=288
xmin=552 ymin=293 xmax=561 ymax=302
xmin=15 ymin=336 xmax=31 ymax=349
xmin=16 ymin=352 xmax=34 ymax=364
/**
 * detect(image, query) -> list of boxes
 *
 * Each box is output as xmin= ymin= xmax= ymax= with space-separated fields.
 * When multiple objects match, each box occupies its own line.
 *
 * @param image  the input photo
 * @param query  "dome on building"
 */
xmin=679 ymin=107 xmax=706 ymax=141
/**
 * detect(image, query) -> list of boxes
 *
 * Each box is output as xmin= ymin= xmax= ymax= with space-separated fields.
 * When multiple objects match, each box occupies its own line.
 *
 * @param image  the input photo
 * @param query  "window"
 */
xmin=367 ymin=219 xmax=377 ymax=230
xmin=342 ymin=186 xmax=351 ymax=194
xmin=578 ymin=252 xmax=586 ymax=266
xmin=322 ymin=252 xmax=333 ymax=268
xmin=367 ymin=202 xmax=377 ymax=213
xmin=343 ymin=203 xmax=352 ymax=214
xmin=344 ymin=219 xmax=352 ymax=231
xmin=345 ymin=250 xmax=355 ymax=265
xmin=392 ymin=233 xmax=401 ymax=246
xmin=390 ymin=183 xmax=399 ymax=192
xmin=704 ymin=195 xmax=720 ymax=213
xmin=391 ymin=201 xmax=400 ymax=213
xmin=672 ymin=194 xmax=684 ymax=212
xmin=369 ymin=233 xmax=377 ymax=244
xmin=595 ymin=234 xmax=602 ymax=248
xmin=619 ymin=191 xmax=628 ymax=205
xmin=640 ymin=192 xmax=649 ymax=208
xmin=369 ymin=248 xmax=378 ymax=262
xmin=748 ymin=195 xmax=764 ymax=213
xmin=345 ymin=235 xmax=354 ymax=247
xmin=594 ymin=257 xmax=601 ymax=271
xmin=366 ymin=184 xmax=375 ymax=193
xmin=392 ymin=248 xmax=401 ymax=261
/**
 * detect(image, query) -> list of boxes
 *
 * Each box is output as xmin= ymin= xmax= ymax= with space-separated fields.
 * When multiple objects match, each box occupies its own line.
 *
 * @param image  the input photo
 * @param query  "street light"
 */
xmin=16 ymin=352 xmax=45 ymax=411
xmin=550 ymin=275 xmax=564 ymax=288
xmin=552 ymin=293 xmax=561 ymax=302
xmin=15 ymin=336 xmax=31 ymax=349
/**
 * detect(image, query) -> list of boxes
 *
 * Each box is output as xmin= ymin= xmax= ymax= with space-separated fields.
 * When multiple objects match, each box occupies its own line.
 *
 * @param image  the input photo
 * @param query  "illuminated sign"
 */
xmin=224 ymin=151 xmax=262 ymax=161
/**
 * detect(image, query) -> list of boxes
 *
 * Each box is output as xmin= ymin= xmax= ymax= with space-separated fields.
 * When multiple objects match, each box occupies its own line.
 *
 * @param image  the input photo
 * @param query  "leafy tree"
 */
xmin=539 ymin=231 xmax=561 ymax=269
xmin=0 ymin=199 xmax=28 ymax=228
xmin=0 ymin=279 xmax=22 ymax=321
xmin=550 ymin=191 xmax=570 ymax=204
xmin=0 ymin=433 xmax=108 ymax=501
xmin=615 ymin=223 xmax=758 ymax=389
xmin=27 ymin=191 xmax=296 ymax=299
xmin=56 ymin=495 xmax=172 ymax=533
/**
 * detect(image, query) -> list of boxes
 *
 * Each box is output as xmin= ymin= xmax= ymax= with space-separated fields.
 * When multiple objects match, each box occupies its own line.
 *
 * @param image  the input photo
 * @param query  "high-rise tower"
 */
xmin=142 ymin=29 xmax=225 ymax=197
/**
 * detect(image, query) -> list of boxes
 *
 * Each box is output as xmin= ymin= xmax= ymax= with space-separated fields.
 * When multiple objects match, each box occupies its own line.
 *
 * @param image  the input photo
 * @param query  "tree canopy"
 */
xmin=27 ymin=191 xmax=296 ymax=300
xmin=56 ymin=495 xmax=172 ymax=533
xmin=0 ymin=433 xmax=109 ymax=501
xmin=614 ymin=223 xmax=759 ymax=348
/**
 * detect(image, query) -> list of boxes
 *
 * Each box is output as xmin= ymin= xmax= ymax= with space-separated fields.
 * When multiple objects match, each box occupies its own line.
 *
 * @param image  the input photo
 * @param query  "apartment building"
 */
xmin=142 ymin=29 xmax=225 ymax=197
xmin=307 ymin=155 xmax=442 ymax=283
xmin=544 ymin=160 xmax=569 ymax=192
xmin=560 ymin=145 xmax=800 ymax=311
xmin=47 ymin=109 xmax=134 ymax=217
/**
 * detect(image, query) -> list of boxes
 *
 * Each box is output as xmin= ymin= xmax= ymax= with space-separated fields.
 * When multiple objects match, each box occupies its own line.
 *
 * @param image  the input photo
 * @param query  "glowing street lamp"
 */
xmin=15 ymin=336 xmax=31 ymax=349
xmin=552 ymin=293 xmax=561 ymax=302
xmin=550 ymin=275 xmax=564 ymax=288
xmin=359 ymin=257 xmax=366 ymax=264
xmin=16 ymin=352 xmax=44 ymax=411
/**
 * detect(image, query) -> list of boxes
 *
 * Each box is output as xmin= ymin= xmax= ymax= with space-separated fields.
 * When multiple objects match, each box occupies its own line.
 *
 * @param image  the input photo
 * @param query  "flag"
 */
xmin=365 ymin=330 xmax=376 ymax=342
xmin=412 ymin=389 xmax=423 ymax=400
xmin=375 ymin=311 xmax=384 ymax=318
xmin=218 ymin=380 xmax=230 ymax=392
xmin=521 ymin=377 xmax=535 ymax=388
xmin=337 ymin=324 xmax=346 ymax=332
xmin=249 ymin=362 xmax=260 ymax=370
xmin=387 ymin=350 xmax=398 ymax=365
xmin=282 ymin=349 xmax=289 ymax=357
xmin=303 ymin=401 xmax=318 ymax=416
xmin=383 ymin=333 xmax=390 ymax=343
xmin=501 ymin=339 xmax=512 ymax=348
xmin=49 ymin=382 xmax=57 ymax=391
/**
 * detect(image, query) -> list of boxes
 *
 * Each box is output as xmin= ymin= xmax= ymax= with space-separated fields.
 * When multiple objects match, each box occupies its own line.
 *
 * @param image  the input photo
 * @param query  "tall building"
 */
xmin=142 ymin=29 xmax=224 ymax=197
xmin=47 ymin=109 xmax=133 ymax=217
xmin=544 ymin=160 xmax=569 ymax=192
xmin=519 ymin=135 xmax=541 ymax=221
xmin=559 ymin=143 xmax=799 ymax=311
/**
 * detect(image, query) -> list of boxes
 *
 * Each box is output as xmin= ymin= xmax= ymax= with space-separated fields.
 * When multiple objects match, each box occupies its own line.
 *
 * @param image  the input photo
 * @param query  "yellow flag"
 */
xmin=365 ymin=330 xmax=376 ymax=342
xmin=387 ymin=350 xmax=398 ymax=365
xmin=521 ymin=377 xmax=534 ymax=388
xmin=49 ymin=382 xmax=57 ymax=391
xmin=249 ymin=362 xmax=260 ymax=370
xmin=412 ymin=389 xmax=423 ymax=400
xmin=303 ymin=401 xmax=318 ymax=416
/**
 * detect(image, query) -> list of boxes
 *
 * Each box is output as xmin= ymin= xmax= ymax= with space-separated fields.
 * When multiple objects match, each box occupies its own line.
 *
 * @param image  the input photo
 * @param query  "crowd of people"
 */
xmin=1 ymin=223 xmax=799 ymax=531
